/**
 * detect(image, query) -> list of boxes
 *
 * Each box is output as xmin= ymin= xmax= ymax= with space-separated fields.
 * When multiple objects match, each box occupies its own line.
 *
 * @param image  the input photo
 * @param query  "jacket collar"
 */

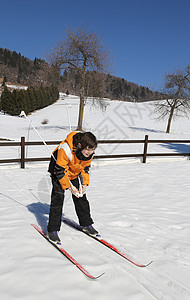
xmin=75 ymin=147 xmax=94 ymax=161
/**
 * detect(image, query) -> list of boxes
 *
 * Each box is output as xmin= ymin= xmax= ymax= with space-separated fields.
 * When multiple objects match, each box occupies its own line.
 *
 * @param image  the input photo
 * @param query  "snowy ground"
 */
xmin=0 ymin=94 xmax=190 ymax=299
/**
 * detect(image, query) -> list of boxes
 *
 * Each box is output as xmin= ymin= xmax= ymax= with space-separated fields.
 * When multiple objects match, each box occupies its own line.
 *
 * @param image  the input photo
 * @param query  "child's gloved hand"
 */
xmin=69 ymin=185 xmax=80 ymax=198
xmin=81 ymin=185 xmax=87 ymax=195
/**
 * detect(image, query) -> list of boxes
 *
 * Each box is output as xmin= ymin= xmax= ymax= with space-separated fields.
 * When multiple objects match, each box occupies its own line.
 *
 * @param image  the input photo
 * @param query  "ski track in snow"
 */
xmin=1 ymin=163 xmax=190 ymax=299
xmin=62 ymin=216 xmax=190 ymax=300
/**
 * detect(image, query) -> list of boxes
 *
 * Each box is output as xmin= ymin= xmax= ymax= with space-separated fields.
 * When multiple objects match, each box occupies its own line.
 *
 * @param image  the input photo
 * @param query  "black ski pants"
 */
xmin=47 ymin=176 xmax=93 ymax=232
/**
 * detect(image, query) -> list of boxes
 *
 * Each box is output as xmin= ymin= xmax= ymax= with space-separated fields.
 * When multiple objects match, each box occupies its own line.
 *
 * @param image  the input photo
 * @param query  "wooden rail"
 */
xmin=0 ymin=135 xmax=190 ymax=168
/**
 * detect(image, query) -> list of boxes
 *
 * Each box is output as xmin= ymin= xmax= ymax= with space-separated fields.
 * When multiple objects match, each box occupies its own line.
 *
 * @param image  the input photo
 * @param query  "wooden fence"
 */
xmin=0 ymin=135 xmax=190 ymax=168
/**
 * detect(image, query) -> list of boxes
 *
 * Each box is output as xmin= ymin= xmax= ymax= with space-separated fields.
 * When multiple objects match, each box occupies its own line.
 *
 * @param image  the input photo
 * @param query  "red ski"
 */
xmin=32 ymin=224 xmax=104 ymax=279
xmin=63 ymin=218 xmax=153 ymax=268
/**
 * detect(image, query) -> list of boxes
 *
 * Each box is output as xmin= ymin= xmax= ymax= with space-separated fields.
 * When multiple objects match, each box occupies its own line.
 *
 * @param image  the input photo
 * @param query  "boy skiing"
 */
xmin=47 ymin=131 xmax=98 ymax=244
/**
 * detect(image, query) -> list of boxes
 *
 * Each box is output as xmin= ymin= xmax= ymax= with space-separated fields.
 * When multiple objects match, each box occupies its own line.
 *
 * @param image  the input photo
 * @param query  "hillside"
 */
xmin=0 ymin=48 xmax=58 ymax=89
xmin=0 ymin=48 xmax=165 ymax=101
xmin=1 ymin=93 xmax=190 ymax=155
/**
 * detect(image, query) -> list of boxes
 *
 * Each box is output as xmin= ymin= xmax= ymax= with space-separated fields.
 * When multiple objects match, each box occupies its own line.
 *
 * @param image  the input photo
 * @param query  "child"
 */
xmin=47 ymin=131 xmax=98 ymax=243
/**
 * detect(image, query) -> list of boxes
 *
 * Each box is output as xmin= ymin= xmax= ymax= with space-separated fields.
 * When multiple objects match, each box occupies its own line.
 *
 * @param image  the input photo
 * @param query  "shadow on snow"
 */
xmin=161 ymin=143 xmax=190 ymax=154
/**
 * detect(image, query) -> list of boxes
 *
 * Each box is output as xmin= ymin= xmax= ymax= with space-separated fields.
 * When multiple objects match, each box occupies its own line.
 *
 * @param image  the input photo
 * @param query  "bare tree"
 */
xmin=153 ymin=65 xmax=190 ymax=133
xmin=48 ymin=26 xmax=110 ymax=130
xmin=85 ymin=71 xmax=108 ymax=111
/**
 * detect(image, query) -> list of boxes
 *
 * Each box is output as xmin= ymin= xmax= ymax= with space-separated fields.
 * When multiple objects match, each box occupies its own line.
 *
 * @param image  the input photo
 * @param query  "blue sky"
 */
xmin=1 ymin=0 xmax=190 ymax=91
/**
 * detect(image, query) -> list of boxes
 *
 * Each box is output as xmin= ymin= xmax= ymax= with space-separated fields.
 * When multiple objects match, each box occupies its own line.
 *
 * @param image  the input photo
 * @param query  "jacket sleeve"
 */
xmin=55 ymin=147 xmax=71 ymax=190
xmin=81 ymin=158 xmax=93 ymax=186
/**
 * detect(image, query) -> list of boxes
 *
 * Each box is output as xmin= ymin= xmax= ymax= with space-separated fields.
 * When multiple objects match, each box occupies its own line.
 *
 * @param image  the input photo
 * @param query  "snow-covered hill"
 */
xmin=1 ymin=93 xmax=190 ymax=161
xmin=0 ymin=94 xmax=190 ymax=299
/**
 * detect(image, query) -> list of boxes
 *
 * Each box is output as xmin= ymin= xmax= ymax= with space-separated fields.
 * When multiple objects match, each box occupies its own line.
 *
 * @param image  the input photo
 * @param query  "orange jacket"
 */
xmin=51 ymin=132 xmax=94 ymax=190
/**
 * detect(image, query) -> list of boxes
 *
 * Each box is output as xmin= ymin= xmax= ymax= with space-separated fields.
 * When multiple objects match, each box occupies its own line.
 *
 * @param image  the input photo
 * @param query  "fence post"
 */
xmin=21 ymin=136 xmax=25 ymax=169
xmin=143 ymin=135 xmax=148 ymax=163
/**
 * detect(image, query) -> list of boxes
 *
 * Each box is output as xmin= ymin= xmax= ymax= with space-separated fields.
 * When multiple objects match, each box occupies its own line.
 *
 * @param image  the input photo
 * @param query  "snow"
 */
xmin=6 ymin=84 xmax=28 ymax=90
xmin=0 ymin=94 xmax=190 ymax=299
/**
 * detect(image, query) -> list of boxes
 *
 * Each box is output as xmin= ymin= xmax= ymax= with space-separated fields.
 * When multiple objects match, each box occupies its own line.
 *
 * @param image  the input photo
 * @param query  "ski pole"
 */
xmin=20 ymin=111 xmax=56 ymax=161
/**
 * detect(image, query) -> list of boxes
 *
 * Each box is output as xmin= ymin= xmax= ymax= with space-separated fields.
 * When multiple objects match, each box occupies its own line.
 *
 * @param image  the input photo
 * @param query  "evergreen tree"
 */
xmin=27 ymin=87 xmax=36 ymax=112
xmin=19 ymin=89 xmax=29 ymax=114
xmin=14 ymin=89 xmax=23 ymax=115
xmin=10 ymin=51 xmax=19 ymax=67
xmin=33 ymin=57 xmax=40 ymax=70
xmin=1 ymin=86 xmax=13 ymax=114
xmin=0 ymin=85 xmax=59 ymax=116
xmin=140 ymin=87 xmax=146 ymax=99
xmin=2 ymin=75 xmax=7 ymax=86
xmin=38 ymin=87 xmax=45 ymax=108
xmin=33 ymin=88 xmax=42 ymax=109
xmin=11 ymin=90 xmax=19 ymax=115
